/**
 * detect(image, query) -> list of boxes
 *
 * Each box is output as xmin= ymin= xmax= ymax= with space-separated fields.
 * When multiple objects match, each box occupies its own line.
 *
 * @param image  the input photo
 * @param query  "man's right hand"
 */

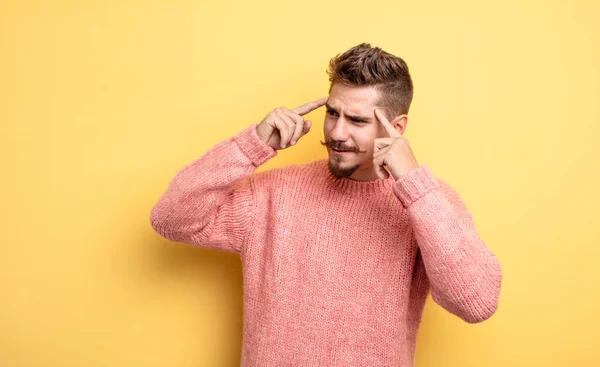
xmin=256 ymin=97 xmax=327 ymax=150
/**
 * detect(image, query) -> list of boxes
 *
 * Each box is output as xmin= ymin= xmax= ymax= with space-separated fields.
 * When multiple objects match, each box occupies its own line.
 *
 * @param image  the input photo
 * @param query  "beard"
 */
xmin=320 ymin=139 xmax=366 ymax=179
xmin=327 ymin=156 xmax=360 ymax=178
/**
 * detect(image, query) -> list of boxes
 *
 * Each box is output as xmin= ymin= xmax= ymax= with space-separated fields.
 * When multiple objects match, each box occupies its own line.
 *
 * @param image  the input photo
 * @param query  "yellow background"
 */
xmin=2 ymin=0 xmax=599 ymax=366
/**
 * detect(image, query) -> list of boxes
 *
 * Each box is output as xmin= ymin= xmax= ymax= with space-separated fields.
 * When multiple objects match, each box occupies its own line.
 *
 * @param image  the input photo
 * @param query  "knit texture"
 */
xmin=150 ymin=124 xmax=503 ymax=366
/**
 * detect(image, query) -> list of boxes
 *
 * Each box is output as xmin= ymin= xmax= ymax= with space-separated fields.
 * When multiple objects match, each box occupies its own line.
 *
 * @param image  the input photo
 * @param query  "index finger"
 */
xmin=292 ymin=97 xmax=328 ymax=116
xmin=374 ymin=108 xmax=401 ymax=138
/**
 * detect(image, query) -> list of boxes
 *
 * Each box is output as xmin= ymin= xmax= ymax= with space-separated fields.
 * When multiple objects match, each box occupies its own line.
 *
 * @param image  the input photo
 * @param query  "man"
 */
xmin=150 ymin=43 xmax=502 ymax=366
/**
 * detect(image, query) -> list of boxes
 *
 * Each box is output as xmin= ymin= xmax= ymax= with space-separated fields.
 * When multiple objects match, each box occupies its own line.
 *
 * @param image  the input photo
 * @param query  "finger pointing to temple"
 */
xmin=293 ymin=97 xmax=328 ymax=116
xmin=374 ymin=108 xmax=401 ymax=138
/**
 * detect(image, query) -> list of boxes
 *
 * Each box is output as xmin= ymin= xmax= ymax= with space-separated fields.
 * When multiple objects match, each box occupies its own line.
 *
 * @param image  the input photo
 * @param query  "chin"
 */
xmin=327 ymin=156 xmax=360 ymax=178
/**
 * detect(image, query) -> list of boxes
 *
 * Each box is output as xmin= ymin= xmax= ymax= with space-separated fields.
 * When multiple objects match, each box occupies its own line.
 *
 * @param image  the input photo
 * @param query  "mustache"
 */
xmin=320 ymin=140 xmax=367 ymax=153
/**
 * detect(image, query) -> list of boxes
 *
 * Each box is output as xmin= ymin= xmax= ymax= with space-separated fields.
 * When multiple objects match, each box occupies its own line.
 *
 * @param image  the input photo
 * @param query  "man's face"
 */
xmin=322 ymin=83 xmax=387 ymax=180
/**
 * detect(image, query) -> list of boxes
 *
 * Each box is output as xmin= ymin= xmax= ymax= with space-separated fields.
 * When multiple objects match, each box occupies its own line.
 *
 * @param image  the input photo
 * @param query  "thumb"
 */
xmin=300 ymin=120 xmax=312 ymax=136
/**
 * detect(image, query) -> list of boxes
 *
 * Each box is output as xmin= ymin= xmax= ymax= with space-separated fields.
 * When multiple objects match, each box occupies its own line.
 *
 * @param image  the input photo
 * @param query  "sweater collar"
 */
xmin=319 ymin=159 xmax=396 ymax=196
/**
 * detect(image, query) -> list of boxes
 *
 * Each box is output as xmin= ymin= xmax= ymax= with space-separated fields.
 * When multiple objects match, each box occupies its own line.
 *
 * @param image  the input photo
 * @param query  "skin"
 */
xmin=256 ymin=83 xmax=419 ymax=181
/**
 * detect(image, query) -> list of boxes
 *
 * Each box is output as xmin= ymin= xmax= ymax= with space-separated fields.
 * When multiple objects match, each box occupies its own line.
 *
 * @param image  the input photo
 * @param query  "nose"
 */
xmin=329 ymin=116 xmax=349 ymax=142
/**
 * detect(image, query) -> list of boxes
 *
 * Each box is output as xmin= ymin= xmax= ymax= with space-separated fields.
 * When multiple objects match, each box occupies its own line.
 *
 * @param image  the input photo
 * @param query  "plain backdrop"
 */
xmin=1 ymin=0 xmax=599 ymax=366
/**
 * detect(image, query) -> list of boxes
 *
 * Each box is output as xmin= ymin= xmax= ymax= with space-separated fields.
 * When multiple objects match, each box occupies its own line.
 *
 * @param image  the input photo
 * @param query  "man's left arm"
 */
xmin=393 ymin=165 xmax=503 ymax=323
xmin=372 ymin=108 xmax=502 ymax=323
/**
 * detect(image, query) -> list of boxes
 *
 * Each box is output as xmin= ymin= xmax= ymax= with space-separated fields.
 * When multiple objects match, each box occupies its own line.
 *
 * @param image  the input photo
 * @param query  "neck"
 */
xmin=348 ymin=164 xmax=382 ymax=182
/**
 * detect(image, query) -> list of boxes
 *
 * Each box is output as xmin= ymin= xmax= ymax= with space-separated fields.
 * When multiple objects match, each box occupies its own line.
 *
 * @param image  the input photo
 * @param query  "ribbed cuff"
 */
xmin=233 ymin=124 xmax=277 ymax=167
xmin=392 ymin=165 xmax=439 ymax=208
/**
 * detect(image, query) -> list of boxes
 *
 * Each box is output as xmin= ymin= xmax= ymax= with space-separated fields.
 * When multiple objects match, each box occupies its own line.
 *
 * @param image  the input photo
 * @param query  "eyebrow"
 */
xmin=325 ymin=103 xmax=373 ymax=122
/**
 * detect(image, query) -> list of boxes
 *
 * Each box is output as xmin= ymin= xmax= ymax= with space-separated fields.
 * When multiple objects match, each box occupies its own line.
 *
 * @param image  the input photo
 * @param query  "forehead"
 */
xmin=327 ymin=84 xmax=380 ymax=114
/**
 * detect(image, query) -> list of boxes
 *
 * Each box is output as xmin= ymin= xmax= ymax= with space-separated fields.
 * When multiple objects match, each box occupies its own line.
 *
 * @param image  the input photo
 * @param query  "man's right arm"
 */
xmin=149 ymin=97 xmax=326 ymax=254
xmin=149 ymin=124 xmax=276 ymax=254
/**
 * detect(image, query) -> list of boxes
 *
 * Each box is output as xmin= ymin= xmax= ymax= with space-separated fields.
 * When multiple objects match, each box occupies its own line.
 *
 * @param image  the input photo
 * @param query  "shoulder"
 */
xmin=430 ymin=172 xmax=473 ymax=216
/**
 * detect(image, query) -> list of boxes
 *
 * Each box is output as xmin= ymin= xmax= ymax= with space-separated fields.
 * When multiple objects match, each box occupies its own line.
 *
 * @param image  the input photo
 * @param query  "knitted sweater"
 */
xmin=150 ymin=124 xmax=503 ymax=366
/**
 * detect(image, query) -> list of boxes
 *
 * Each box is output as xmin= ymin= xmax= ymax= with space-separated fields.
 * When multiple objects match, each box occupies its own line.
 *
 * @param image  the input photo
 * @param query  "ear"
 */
xmin=391 ymin=114 xmax=408 ymax=135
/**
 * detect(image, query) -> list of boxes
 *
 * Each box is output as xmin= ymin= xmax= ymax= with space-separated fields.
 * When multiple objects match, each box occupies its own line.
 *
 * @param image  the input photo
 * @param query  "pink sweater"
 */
xmin=150 ymin=124 xmax=503 ymax=366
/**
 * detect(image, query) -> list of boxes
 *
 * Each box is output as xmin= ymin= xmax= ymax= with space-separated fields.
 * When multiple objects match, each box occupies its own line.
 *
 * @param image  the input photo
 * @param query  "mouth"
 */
xmin=330 ymin=147 xmax=354 ymax=155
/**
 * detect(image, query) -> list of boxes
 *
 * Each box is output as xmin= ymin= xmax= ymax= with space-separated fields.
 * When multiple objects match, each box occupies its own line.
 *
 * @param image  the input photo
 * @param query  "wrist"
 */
xmin=255 ymin=124 xmax=269 ymax=144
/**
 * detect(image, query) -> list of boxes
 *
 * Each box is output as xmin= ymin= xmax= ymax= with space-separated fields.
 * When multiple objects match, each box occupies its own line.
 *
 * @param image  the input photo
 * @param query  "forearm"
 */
xmin=150 ymin=124 xmax=276 ymax=244
xmin=394 ymin=166 xmax=502 ymax=323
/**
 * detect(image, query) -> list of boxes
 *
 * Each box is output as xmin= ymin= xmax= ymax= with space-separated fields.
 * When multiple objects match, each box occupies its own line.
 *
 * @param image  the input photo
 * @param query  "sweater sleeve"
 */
xmin=149 ymin=124 xmax=276 ymax=254
xmin=392 ymin=165 xmax=503 ymax=323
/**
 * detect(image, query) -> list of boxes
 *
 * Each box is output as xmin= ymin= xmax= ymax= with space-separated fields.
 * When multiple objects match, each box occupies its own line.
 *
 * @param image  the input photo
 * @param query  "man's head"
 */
xmin=321 ymin=43 xmax=413 ymax=181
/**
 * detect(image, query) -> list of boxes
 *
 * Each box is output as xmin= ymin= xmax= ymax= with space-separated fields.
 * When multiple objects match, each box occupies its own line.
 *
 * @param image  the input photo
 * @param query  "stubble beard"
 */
xmin=327 ymin=155 xmax=360 ymax=178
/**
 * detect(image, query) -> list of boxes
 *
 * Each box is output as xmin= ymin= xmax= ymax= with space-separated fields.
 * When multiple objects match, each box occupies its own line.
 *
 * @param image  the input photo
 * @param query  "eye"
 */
xmin=327 ymin=109 xmax=339 ymax=117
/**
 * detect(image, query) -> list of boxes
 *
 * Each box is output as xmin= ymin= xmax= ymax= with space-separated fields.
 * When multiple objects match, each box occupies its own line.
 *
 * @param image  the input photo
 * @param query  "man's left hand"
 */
xmin=373 ymin=108 xmax=420 ymax=180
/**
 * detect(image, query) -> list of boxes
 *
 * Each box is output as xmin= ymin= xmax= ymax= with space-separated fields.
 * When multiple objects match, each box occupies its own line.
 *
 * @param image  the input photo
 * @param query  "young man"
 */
xmin=150 ymin=43 xmax=502 ymax=366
